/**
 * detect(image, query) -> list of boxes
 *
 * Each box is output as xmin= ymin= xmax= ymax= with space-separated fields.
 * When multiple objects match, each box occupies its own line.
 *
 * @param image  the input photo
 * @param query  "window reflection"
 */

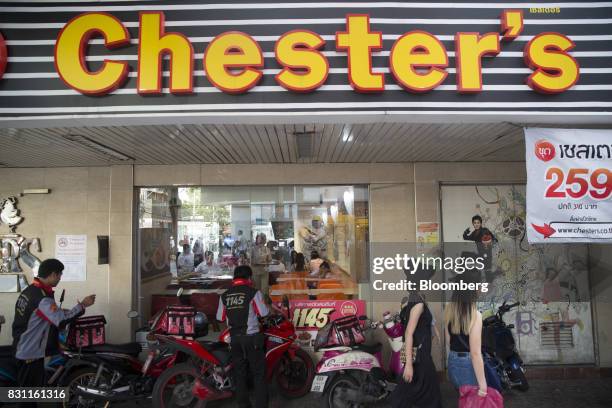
xmin=137 ymin=185 xmax=369 ymax=318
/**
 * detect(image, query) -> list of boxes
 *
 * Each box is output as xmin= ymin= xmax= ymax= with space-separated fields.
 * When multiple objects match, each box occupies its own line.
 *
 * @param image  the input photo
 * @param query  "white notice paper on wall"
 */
xmin=55 ymin=235 xmax=87 ymax=281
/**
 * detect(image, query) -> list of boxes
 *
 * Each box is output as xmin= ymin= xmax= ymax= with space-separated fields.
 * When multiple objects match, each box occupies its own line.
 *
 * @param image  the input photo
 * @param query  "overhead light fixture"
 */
xmin=168 ymin=124 xmax=184 ymax=140
xmin=295 ymin=131 xmax=315 ymax=159
xmin=63 ymin=134 xmax=134 ymax=161
xmin=330 ymin=204 xmax=338 ymax=223
xmin=321 ymin=211 xmax=328 ymax=225
xmin=343 ymin=189 xmax=354 ymax=215
xmin=341 ymin=127 xmax=353 ymax=142
xmin=22 ymin=189 xmax=50 ymax=195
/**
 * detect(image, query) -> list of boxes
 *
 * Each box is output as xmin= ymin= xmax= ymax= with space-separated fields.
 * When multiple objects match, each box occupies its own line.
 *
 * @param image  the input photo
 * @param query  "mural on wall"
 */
xmin=0 ymin=196 xmax=43 ymax=292
xmin=442 ymin=185 xmax=595 ymax=365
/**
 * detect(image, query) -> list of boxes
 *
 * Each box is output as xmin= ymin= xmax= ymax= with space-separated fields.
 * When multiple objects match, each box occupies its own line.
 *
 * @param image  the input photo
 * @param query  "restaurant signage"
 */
xmin=0 ymin=1 xmax=610 ymax=121
xmin=289 ymin=299 xmax=366 ymax=352
xmin=526 ymin=128 xmax=612 ymax=243
xmin=0 ymin=11 xmax=580 ymax=95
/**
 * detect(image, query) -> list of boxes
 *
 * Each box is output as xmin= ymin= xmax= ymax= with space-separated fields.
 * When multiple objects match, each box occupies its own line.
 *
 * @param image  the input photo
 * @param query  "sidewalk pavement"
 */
xmin=103 ymin=378 xmax=612 ymax=408
xmin=209 ymin=378 xmax=612 ymax=408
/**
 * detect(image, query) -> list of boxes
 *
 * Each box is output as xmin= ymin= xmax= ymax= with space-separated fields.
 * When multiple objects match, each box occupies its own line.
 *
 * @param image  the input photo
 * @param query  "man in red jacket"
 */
xmin=12 ymin=259 xmax=95 ymax=407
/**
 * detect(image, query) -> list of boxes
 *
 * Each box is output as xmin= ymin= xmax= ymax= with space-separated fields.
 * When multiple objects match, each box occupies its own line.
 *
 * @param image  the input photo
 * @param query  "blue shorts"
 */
xmin=447 ymin=350 xmax=478 ymax=388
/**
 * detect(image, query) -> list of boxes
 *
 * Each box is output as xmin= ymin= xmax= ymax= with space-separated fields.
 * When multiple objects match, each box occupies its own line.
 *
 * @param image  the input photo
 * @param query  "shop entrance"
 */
xmin=135 ymin=184 xmax=370 ymax=343
xmin=440 ymin=184 xmax=595 ymax=365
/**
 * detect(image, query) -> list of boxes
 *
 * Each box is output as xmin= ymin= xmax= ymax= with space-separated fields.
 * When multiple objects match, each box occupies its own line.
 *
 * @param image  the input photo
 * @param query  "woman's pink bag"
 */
xmin=458 ymin=385 xmax=504 ymax=408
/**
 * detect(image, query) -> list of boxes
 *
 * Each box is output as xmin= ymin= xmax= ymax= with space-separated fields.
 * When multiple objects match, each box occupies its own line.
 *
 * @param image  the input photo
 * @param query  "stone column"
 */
xmin=107 ymin=165 xmax=134 ymax=343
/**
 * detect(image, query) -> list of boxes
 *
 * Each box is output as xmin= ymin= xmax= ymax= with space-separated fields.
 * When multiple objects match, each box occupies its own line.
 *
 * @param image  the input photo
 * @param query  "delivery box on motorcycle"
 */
xmin=67 ymin=315 xmax=107 ymax=348
xmin=153 ymin=305 xmax=196 ymax=336
xmin=314 ymin=315 xmax=365 ymax=350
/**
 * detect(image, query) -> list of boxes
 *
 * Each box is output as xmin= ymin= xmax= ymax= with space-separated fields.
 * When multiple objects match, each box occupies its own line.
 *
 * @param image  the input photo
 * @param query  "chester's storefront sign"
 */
xmin=0 ymin=1 xmax=610 ymax=121
xmin=2 ymin=11 xmax=580 ymax=95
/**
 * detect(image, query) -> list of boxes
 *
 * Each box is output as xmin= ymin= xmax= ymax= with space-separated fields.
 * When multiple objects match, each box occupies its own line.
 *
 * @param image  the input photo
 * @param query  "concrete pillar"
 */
xmin=107 ymin=165 xmax=134 ymax=343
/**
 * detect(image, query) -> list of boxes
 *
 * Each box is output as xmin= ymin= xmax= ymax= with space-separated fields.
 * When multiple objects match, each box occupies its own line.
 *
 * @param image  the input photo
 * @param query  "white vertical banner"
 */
xmin=55 ymin=234 xmax=87 ymax=281
xmin=525 ymin=128 xmax=612 ymax=243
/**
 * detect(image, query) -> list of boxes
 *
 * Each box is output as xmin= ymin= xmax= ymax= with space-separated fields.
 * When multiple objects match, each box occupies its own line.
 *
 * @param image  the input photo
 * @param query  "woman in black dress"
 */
xmin=391 ymin=291 xmax=442 ymax=408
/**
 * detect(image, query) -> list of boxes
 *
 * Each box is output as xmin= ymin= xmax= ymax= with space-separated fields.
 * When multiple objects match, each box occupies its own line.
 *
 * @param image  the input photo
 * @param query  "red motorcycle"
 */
xmin=63 ymin=294 xmax=206 ymax=407
xmin=152 ymin=297 xmax=314 ymax=408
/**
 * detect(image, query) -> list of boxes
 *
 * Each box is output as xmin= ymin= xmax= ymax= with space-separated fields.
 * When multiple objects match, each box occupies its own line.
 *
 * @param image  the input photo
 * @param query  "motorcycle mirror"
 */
xmin=177 ymin=287 xmax=184 ymax=297
xmin=127 ymin=310 xmax=139 ymax=319
xmin=400 ymin=296 xmax=409 ymax=306
xmin=281 ymin=295 xmax=291 ymax=319
xmin=507 ymin=324 xmax=515 ymax=329
xmin=59 ymin=289 xmax=65 ymax=304
xmin=358 ymin=315 xmax=368 ymax=321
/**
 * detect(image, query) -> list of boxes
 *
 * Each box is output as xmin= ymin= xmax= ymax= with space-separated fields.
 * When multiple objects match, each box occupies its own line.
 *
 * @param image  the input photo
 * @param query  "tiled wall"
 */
xmin=0 ymin=166 xmax=133 ymax=345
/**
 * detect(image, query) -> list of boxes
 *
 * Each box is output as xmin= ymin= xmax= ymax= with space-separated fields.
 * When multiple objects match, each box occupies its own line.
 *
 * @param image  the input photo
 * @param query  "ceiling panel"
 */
xmin=1 ymin=122 xmax=611 ymax=168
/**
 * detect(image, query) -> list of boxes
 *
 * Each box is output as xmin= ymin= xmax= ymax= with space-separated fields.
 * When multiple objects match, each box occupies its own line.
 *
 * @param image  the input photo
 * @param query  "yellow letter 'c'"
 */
xmin=55 ymin=13 xmax=130 ymax=95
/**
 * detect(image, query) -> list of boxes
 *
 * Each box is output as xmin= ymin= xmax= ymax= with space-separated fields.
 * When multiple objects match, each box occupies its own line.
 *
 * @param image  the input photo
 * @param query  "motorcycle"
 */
xmin=61 ymin=289 xmax=208 ymax=407
xmin=0 ymin=290 xmax=72 ymax=388
xmin=151 ymin=296 xmax=314 ymax=408
xmin=483 ymin=301 xmax=529 ymax=391
xmin=0 ymin=346 xmax=67 ymax=388
xmin=310 ymin=308 xmax=404 ymax=408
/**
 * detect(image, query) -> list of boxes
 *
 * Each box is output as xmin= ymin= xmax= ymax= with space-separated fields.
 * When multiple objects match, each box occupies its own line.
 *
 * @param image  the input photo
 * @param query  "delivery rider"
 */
xmin=217 ymin=265 xmax=270 ymax=408
xmin=12 ymin=258 xmax=95 ymax=408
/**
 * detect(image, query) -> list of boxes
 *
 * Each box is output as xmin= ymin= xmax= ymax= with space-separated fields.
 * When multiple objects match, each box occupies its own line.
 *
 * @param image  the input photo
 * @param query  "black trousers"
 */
xmin=16 ymin=359 xmax=45 ymax=408
xmin=230 ymin=333 xmax=267 ymax=408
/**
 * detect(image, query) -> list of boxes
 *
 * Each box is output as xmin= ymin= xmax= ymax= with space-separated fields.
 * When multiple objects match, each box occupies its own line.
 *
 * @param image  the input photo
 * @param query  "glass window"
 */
xmin=137 ymin=185 xmax=369 ymax=318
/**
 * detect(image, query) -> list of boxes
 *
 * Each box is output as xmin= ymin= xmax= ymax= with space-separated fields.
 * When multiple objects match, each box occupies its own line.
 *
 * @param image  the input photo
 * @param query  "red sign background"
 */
xmin=288 ymin=299 xmax=366 ymax=351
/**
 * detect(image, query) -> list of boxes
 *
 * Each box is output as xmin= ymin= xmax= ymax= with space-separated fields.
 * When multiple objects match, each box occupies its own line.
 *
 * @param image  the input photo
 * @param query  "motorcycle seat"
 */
xmin=197 ymin=341 xmax=229 ymax=352
xmin=211 ymin=349 xmax=231 ymax=366
xmin=197 ymin=341 xmax=231 ymax=366
xmin=0 ymin=346 xmax=14 ymax=358
xmin=352 ymin=342 xmax=383 ymax=354
xmin=80 ymin=342 xmax=142 ymax=356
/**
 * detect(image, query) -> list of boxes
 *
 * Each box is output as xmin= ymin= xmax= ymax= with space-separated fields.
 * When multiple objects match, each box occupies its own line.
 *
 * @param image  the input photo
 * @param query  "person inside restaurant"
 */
xmin=309 ymin=250 xmax=324 ymax=276
xmin=195 ymin=250 xmax=218 ymax=275
xmin=138 ymin=185 xmax=367 ymax=318
xmin=177 ymin=244 xmax=194 ymax=276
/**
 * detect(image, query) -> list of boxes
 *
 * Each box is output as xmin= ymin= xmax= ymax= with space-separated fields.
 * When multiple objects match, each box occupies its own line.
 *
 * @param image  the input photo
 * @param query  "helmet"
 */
xmin=194 ymin=312 xmax=209 ymax=338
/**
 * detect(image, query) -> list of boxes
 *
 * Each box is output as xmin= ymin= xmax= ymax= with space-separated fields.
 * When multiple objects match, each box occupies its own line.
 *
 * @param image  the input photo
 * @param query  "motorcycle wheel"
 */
xmin=61 ymin=367 xmax=109 ymax=408
xmin=324 ymin=373 xmax=362 ymax=408
xmin=275 ymin=348 xmax=315 ymax=399
xmin=152 ymin=363 xmax=207 ymax=408
xmin=509 ymin=367 xmax=529 ymax=391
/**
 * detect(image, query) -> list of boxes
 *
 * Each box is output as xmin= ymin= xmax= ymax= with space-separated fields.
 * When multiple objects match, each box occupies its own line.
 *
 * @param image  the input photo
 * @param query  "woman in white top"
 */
xmin=308 ymin=250 xmax=324 ymax=276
